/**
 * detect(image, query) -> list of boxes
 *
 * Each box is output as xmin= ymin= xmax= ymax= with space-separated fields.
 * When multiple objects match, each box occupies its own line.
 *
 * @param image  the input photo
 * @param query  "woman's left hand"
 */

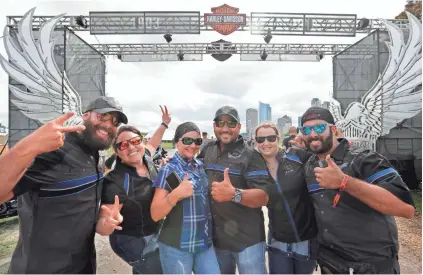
xmin=160 ymin=105 xmax=171 ymax=125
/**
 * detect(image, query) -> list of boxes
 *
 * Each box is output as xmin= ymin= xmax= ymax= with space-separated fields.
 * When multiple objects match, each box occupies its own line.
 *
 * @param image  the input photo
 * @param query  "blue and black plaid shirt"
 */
xmin=153 ymin=152 xmax=213 ymax=253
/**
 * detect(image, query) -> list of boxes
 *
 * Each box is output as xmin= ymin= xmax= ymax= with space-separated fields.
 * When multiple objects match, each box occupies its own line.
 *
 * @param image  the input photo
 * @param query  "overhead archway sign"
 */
xmin=204 ymin=4 xmax=247 ymax=35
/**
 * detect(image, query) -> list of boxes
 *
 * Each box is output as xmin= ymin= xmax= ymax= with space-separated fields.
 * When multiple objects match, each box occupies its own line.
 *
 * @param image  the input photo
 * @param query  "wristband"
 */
xmin=161 ymin=122 xmax=168 ymax=129
xmin=166 ymin=194 xmax=175 ymax=207
xmin=332 ymin=175 xmax=350 ymax=208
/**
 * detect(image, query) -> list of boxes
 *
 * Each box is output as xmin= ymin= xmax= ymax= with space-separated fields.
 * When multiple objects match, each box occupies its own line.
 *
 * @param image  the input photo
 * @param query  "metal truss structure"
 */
xmin=89 ymin=43 xmax=358 ymax=55
xmin=56 ymin=42 xmax=379 ymax=57
xmin=7 ymin=12 xmax=411 ymax=36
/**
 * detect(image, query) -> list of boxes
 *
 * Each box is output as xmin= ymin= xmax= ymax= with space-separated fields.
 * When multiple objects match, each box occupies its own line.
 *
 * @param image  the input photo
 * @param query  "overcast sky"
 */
xmin=0 ymin=0 xmax=405 ymax=140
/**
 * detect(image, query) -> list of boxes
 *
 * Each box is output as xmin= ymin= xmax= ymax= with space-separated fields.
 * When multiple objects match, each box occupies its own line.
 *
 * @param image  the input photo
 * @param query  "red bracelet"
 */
xmin=332 ymin=175 xmax=350 ymax=208
xmin=339 ymin=175 xmax=350 ymax=191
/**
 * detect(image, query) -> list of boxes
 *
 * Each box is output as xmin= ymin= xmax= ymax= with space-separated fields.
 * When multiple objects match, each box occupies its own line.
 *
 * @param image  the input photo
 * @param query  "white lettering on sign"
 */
xmin=206 ymin=15 xmax=245 ymax=23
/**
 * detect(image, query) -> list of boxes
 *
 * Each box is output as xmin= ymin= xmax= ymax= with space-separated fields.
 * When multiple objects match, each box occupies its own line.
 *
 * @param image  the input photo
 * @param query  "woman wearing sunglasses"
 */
xmin=255 ymin=122 xmax=318 ymax=274
xmin=96 ymin=106 xmax=171 ymax=274
xmin=151 ymin=122 xmax=220 ymax=274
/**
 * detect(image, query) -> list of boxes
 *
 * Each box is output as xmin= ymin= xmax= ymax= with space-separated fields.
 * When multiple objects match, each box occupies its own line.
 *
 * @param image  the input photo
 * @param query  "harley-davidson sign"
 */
xmin=204 ymin=4 xmax=247 ymax=35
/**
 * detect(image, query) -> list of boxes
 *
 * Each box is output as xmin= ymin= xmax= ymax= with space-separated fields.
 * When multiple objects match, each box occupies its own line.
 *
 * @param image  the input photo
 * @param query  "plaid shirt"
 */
xmin=153 ymin=152 xmax=213 ymax=253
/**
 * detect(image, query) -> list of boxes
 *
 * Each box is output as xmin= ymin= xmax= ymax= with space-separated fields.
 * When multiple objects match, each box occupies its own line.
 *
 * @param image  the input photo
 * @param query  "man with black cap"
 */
xmin=198 ymin=106 xmax=275 ymax=274
xmin=5 ymin=96 xmax=128 ymax=274
xmin=299 ymin=106 xmax=415 ymax=274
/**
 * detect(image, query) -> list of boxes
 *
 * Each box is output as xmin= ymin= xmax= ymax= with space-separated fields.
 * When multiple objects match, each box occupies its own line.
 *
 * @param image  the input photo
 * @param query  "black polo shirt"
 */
xmin=198 ymin=136 xmax=276 ymax=252
xmin=8 ymin=133 xmax=103 ymax=274
xmin=267 ymin=149 xmax=317 ymax=244
xmin=101 ymin=150 xmax=159 ymax=237
xmin=304 ymin=138 xmax=415 ymax=262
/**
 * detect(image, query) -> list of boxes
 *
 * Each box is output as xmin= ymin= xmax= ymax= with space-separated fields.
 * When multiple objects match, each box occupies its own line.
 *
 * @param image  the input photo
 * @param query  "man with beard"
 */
xmin=300 ymin=107 xmax=414 ymax=274
xmin=5 ymin=96 xmax=128 ymax=274
xmin=198 ymin=106 xmax=275 ymax=274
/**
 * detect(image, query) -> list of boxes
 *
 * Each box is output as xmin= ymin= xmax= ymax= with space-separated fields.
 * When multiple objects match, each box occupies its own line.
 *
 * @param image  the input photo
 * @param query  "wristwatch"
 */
xmin=232 ymin=188 xmax=242 ymax=203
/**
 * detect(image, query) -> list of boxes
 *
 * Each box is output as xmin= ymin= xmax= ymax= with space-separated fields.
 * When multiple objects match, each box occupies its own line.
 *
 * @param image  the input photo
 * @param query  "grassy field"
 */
xmin=412 ymin=190 xmax=422 ymax=213
xmin=0 ymin=216 xmax=19 ymax=273
xmin=162 ymin=141 xmax=174 ymax=149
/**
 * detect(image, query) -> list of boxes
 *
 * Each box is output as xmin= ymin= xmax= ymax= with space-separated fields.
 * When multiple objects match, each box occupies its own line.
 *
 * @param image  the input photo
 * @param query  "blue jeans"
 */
xmin=158 ymin=242 xmax=221 ymax=274
xmin=215 ymin=242 xmax=267 ymax=274
xmin=268 ymin=238 xmax=317 ymax=274
xmin=109 ymin=233 xmax=163 ymax=274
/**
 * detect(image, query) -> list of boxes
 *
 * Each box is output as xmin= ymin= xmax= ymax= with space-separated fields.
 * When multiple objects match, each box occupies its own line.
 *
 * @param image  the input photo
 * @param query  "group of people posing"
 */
xmin=0 ymin=96 xmax=416 ymax=274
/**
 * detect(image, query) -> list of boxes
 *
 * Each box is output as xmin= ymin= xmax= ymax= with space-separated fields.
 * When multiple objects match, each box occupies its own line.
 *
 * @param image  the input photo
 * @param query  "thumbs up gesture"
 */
xmin=313 ymin=155 xmax=345 ymax=189
xmin=211 ymin=168 xmax=235 ymax=202
xmin=100 ymin=195 xmax=124 ymax=231
xmin=174 ymin=173 xmax=194 ymax=200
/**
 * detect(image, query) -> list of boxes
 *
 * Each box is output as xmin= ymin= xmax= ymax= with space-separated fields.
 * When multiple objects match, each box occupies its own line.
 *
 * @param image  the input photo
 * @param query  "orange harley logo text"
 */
xmin=204 ymin=4 xmax=247 ymax=35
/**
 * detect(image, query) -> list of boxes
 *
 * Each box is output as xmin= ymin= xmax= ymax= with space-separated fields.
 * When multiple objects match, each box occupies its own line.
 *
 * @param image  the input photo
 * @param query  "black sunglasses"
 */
xmin=255 ymin=135 xmax=278 ymax=144
xmin=115 ymin=136 xmax=143 ymax=151
xmin=215 ymin=120 xmax=238 ymax=128
xmin=180 ymin=137 xmax=203 ymax=146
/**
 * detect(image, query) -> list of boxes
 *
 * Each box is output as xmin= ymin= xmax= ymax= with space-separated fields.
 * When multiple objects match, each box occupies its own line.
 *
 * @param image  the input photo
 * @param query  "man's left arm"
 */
xmin=316 ymin=152 xmax=415 ymax=219
xmin=239 ymin=151 xmax=277 ymax=208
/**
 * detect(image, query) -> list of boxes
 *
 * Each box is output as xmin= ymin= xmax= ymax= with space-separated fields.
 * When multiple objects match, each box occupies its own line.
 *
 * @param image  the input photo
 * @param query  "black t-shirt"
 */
xmin=101 ymin=150 xmax=159 ymax=237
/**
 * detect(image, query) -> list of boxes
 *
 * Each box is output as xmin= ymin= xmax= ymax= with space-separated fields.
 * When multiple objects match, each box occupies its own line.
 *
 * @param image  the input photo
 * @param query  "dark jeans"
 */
xmin=109 ymin=233 xmax=163 ymax=274
xmin=268 ymin=246 xmax=316 ymax=274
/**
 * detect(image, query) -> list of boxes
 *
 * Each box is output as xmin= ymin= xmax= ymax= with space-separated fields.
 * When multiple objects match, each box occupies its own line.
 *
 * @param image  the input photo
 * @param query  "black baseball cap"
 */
xmin=84 ymin=96 xmax=128 ymax=124
xmin=301 ymin=107 xmax=335 ymax=126
xmin=214 ymin=106 xmax=240 ymax=122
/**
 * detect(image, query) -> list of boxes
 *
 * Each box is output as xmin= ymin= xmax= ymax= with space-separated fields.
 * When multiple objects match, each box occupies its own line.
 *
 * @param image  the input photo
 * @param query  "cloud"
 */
xmin=0 ymin=0 xmax=406 ymax=141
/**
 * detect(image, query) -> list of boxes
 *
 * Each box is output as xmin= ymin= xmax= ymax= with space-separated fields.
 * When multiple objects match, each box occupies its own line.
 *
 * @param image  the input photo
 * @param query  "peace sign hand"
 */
xmin=100 ymin=195 xmax=124 ymax=231
xmin=24 ymin=112 xmax=86 ymax=155
xmin=160 ymin=105 xmax=171 ymax=125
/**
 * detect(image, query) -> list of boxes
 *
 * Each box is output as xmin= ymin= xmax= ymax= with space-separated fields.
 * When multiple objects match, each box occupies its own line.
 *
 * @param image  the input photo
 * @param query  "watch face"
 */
xmin=234 ymin=194 xmax=242 ymax=203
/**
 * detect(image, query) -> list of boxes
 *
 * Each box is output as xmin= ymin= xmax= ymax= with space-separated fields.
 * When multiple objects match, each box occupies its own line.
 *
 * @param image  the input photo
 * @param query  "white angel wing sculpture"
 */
xmin=0 ymin=8 xmax=83 ymax=126
xmin=330 ymin=12 xmax=422 ymax=149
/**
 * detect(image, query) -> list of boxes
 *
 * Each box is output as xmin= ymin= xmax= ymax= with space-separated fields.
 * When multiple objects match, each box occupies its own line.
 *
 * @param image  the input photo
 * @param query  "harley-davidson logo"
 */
xmin=204 ymin=4 xmax=247 ymax=35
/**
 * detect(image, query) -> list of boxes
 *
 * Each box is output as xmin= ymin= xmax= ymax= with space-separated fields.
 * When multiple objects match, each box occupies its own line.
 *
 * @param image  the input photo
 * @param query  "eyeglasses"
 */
xmin=96 ymin=112 xmax=121 ymax=127
xmin=300 ymin=123 xmax=330 ymax=136
xmin=255 ymin=135 xmax=278 ymax=144
xmin=180 ymin=137 xmax=203 ymax=146
xmin=215 ymin=120 xmax=238 ymax=128
xmin=115 ymin=136 xmax=143 ymax=151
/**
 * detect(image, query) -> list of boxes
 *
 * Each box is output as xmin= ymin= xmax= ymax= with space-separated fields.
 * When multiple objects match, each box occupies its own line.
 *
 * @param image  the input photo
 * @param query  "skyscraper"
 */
xmin=322 ymin=101 xmax=330 ymax=109
xmin=277 ymin=115 xmax=293 ymax=136
xmin=259 ymin=102 xmax=272 ymax=123
xmin=311 ymin=98 xmax=321 ymax=107
xmin=298 ymin=116 xmax=302 ymax=127
xmin=246 ymin=108 xmax=258 ymax=137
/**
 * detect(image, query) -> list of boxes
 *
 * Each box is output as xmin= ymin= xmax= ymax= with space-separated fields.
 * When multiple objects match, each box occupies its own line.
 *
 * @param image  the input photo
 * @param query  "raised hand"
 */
xmin=174 ymin=173 xmax=194 ymax=200
xmin=100 ymin=195 xmax=124 ymax=231
xmin=160 ymin=105 xmax=171 ymax=125
xmin=211 ymin=168 xmax=235 ymax=202
xmin=314 ymin=154 xmax=345 ymax=189
xmin=24 ymin=112 xmax=86 ymax=155
xmin=289 ymin=134 xmax=306 ymax=150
